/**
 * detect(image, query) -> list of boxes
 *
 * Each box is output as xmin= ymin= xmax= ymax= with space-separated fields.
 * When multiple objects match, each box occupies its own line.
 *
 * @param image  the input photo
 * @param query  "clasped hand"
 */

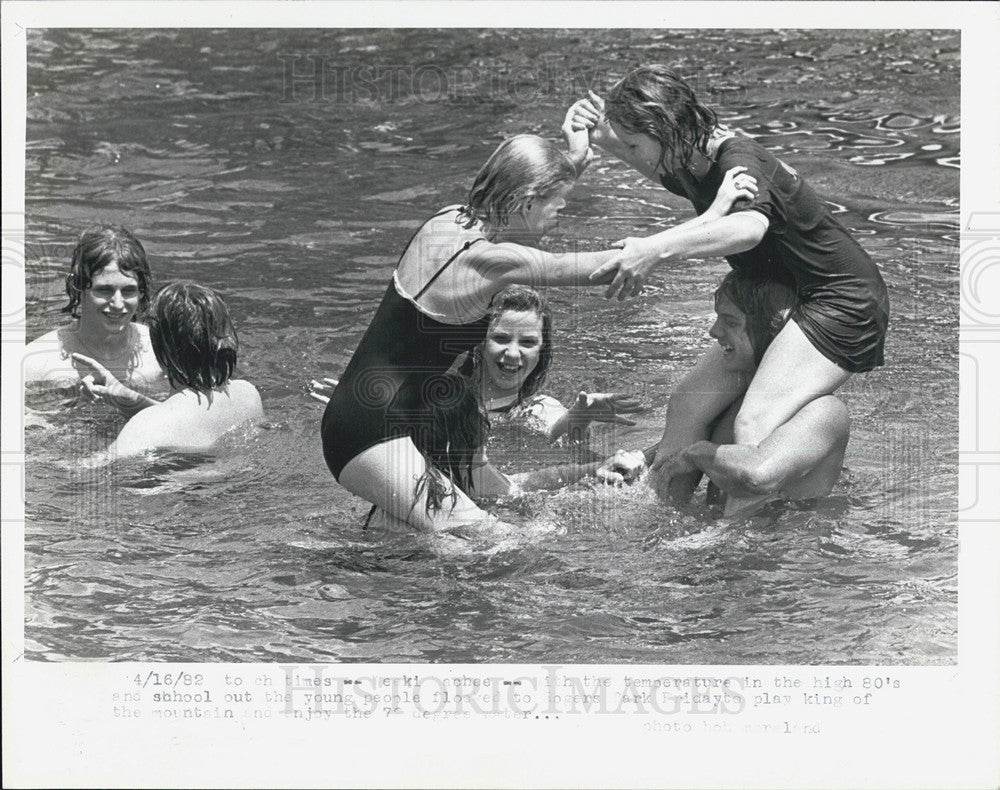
xmin=649 ymin=441 xmax=700 ymax=478
xmin=591 ymin=236 xmax=659 ymax=301
xmin=565 ymin=90 xmax=610 ymax=148
xmin=595 ymin=449 xmax=647 ymax=486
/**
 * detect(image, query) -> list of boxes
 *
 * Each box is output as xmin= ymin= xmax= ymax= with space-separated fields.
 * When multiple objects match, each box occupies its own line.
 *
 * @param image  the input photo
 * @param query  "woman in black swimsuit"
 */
xmin=568 ymin=65 xmax=888 ymax=506
xmin=321 ymin=134 xmax=628 ymax=530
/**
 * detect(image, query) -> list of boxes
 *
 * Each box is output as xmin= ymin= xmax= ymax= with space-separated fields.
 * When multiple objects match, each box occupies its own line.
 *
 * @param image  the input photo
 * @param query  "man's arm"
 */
xmin=674 ymin=396 xmax=850 ymax=500
xmin=23 ymin=331 xmax=75 ymax=384
xmin=71 ymin=353 xmax=162 ymax=416
xmin=102 ymin=406 xmax=169 ymax=460
xmin=647 ymin=345 xmax=749 ymax=503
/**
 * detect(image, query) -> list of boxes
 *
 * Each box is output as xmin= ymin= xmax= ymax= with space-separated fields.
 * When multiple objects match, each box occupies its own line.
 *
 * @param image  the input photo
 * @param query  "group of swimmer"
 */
xmin=25 ymin=64 xmax=888 ymax=527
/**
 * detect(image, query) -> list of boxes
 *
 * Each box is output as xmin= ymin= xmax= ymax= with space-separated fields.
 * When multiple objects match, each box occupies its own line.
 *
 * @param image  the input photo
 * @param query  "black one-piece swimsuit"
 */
xmin=321 ymin=210 xmax=489 ymax=481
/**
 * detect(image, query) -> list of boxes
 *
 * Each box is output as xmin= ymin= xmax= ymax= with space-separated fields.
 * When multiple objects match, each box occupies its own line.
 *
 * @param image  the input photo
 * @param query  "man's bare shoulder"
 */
xmin=23 ymin=327 xmax=78 ymax=383
xmin=110 ymin=394 xmax=183 ymax=456
xmin=228 ymin=379 xmax=264 ymax=418
xmin=132 ymin=321 xmax=152 ymax=343
xmin=113 ymin=383 xmax=262 ymax=456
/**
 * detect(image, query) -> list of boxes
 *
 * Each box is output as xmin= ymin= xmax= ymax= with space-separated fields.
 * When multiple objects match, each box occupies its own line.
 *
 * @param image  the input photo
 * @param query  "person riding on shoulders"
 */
xmin=600 ymin=268 xmax=851 ymax=517
xmin=567 ymin=65 xmax=887 ymax=504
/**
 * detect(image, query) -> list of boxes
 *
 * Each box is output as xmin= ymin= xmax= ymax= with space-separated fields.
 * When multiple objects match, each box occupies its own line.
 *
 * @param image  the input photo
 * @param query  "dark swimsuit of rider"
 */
xmin=662 ymin=135 xmax=889 ymax=373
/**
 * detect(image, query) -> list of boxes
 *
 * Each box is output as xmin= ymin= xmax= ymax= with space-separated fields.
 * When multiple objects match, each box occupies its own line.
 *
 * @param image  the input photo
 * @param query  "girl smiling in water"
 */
xmin=316 ymin=285 xmax=643 ymax=446
xmin=457 ymin=285 xmax=641 ymax=444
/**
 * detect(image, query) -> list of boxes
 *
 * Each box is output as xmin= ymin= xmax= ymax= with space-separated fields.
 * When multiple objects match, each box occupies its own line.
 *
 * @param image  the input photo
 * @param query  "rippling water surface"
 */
xmin=23 ymin=29 xmax=959 ymax=663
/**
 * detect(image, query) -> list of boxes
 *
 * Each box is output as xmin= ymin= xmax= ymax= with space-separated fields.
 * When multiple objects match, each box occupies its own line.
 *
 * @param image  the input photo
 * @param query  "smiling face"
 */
xmin=482 ymin=309 xmax=545 ymax=396
xmin=520 ymin=181 xmax=573 ymax=239
xmin=709 ymin=294 xmax=756 ymax=373
xmin=79 ymin=263 xmax=141 ymax=335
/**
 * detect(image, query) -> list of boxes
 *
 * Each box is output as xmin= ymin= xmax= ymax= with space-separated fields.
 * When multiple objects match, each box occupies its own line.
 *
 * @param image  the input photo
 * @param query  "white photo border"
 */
xmin=3 ymin=2 xmax=998 ymax=788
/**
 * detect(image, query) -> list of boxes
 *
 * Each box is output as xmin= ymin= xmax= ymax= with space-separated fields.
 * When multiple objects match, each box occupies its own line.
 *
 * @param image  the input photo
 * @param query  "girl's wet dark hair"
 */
xmin=148 ymin=281 xmax=239 ymax=395
xmin=389 ymin=373 xmax=490 ymax=518
xmin=605 ymin=64 xmax=719 ymax=171
xmin=714 ymin=268 xmax=797 ymax=365
xmin=459 ymin=134 xmax=576 ymax=234
xmin=459 ymin=285 xmax=553 ymax=408
xmin=63 ymin=225 xmax=152 ymax=317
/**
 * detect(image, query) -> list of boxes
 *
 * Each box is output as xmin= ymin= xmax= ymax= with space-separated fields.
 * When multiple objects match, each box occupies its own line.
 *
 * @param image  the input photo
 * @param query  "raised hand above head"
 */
xmin=561 ymin=99 xmax=595 ymax=174
xmin=567 ymin=91 xmax=613 ymax=150
xmin=566 ymin=97 xmax=600 ymax=131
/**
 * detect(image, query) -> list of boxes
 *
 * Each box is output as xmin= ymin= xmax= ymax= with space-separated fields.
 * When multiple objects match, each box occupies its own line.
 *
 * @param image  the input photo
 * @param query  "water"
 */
xmin=22 ymin=29 xmax=958 ymax=664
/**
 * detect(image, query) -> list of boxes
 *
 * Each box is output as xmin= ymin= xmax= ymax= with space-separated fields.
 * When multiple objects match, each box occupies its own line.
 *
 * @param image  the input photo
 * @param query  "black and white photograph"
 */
xmin=3 ymin=2 xmax=998 ymax=788
xmin=19 ymin=25 xmax=959 ymax=664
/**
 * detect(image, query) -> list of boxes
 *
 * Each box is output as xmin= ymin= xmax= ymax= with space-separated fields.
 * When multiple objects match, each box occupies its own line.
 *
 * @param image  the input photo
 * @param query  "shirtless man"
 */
xmin=24 ymin=225 xmax=166 ymax=413
xmin=661 ymin=268 xmax=849 ymax=516
xmin=602 ymin=268 xmax=850 ymax=517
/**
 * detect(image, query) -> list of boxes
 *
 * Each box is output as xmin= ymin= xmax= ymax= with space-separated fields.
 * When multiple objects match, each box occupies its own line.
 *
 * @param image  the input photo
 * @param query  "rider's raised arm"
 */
xmin=639 ymin=211 xmax=768 ymax=265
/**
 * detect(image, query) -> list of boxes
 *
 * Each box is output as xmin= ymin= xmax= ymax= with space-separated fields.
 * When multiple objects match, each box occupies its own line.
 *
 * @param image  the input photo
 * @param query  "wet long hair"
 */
xmin=148 ymin=281 xmax=239 ymax=394
xmin=458 ymin=285 xmax=553 ymax=410
xmin=714 ymin=268 xmax=797 ymax=366
xmin=458 ymin=134 xmax=576 ymax=234
xmin=387 ymin=373 xmax=490 ymax=518
xmin=63 ymin=225 xmax=152 ymax=317
xmin=605 ymin=64 xmax=719 ymax=171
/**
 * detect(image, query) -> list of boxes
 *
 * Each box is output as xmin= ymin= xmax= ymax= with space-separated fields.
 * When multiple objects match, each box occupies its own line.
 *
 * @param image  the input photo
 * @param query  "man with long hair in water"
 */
xmin=24 ymin=225 xmax=166 ymax=413
xmin=602 ymin=267 xmax=851 ymax=516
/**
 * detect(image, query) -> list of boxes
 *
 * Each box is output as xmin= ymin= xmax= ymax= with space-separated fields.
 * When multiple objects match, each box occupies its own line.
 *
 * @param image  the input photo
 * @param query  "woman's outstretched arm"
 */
xmin=592 ymin=212 xmax=769 ymax=301
xmin=470 ymin=243 xmax=620 ymax=290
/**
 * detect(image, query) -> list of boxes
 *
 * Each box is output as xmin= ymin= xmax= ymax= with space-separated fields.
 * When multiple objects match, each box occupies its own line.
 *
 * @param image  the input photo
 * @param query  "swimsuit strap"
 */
xmin=413 ymin=236 xmax=485 ymax=301
xmin=393 ymin=207 xmax=468 ymax=275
